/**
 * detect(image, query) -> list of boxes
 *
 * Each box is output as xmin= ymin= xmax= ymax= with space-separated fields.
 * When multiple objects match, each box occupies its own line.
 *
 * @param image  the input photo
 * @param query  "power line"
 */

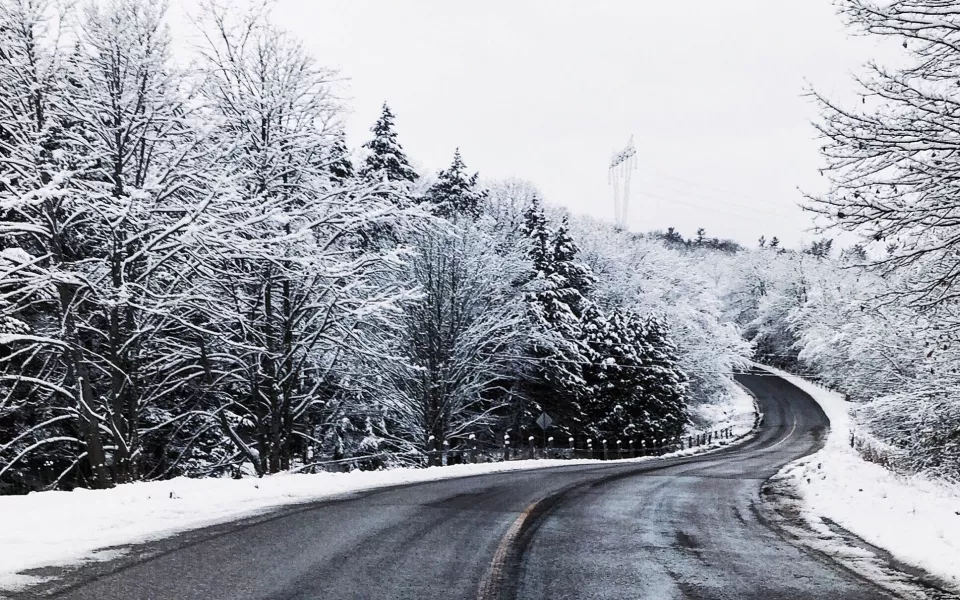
xmin=650 ymin=170 xmax=803 ymax=214
xmin=631 ymin=169 xmax=806 ymax=224
xmin=636 ymin=190 xmax=801 ymax=224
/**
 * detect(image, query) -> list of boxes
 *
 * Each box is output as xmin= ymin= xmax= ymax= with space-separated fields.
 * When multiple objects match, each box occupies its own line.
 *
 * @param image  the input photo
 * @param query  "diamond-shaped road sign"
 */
xmin=536 ymin=412 xmax=553 ymax=431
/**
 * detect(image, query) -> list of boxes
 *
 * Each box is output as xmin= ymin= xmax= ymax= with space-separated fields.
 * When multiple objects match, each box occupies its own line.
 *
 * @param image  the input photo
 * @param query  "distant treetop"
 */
xmin=360 ymin=102 xmax=418 ymax=184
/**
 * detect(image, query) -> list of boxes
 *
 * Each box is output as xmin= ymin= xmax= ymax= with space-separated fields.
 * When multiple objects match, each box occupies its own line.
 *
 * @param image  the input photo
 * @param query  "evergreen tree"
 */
xmin=664 ymin=227 xmax=684 ymax=245
xmin=523 ymin=197 xmax=552 ymax=275
xmin=359 ymin=102 xmax=418 ymax=185
xmin=805 ymin=238 xmax=834 ymax=259
xmin=513 ymin=203 xmax=596 ymax=434
xmin=638 ymin=315 xmax=689 ymax=438
xmin=424 ymin=149 xmax=487 ymax=219
xmin=846 ymin=243 xmax=867 ymax=262
xmin=328 ymin=131 xmax=354 ymax=185
xmin=551 ymin=216 xmax=594 ymax=316
xmin=582 ymin=308 xmax=689 ymax=442
xmin=582 ymin=307 xmax=644 ymax=439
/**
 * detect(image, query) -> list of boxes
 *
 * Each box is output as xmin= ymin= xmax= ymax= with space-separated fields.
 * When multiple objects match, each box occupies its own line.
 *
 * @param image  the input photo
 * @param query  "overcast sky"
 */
xmin=238 ymin=1 xmax=877 ymax=248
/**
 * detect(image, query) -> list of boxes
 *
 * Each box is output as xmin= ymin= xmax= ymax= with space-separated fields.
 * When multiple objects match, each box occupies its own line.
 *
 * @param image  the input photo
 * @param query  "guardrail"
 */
xmin=421 ymin=427 xmax=736 ymax=466
xmin=294 ymin=427 xmax=737 ymax=472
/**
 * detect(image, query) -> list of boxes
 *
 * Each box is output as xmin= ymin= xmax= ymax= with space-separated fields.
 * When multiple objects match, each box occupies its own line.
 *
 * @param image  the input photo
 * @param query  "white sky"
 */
xmin=190 ymin=1 xmax=883 ymax=249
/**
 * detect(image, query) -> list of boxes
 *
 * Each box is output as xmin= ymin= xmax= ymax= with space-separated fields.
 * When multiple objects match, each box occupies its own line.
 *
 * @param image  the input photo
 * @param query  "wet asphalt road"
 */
xmin=17 ymin=372 xmax=896 ymax=600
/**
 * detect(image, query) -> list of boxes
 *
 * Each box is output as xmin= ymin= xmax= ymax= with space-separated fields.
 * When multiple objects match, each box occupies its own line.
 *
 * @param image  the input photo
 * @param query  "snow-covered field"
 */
xmin=0 ymin=394 xmax=756 ymax=595
xmin=762 ymin=365 xmax=960 ymax=595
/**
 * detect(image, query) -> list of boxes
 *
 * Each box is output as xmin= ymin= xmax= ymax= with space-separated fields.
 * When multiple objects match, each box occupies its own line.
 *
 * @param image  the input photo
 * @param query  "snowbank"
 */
xmin=689 ymin=381 xmax=757 ymax=439
xmin=0 ymin=424 xmax=754 ymax=594
xmin=761 ymin=365 xmax=960 ymax=592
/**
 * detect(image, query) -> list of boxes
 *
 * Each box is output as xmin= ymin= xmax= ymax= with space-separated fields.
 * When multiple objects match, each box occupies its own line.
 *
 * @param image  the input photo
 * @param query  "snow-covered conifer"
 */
xmin=328 ymin=131 xmax=354 ymax=186
xmin=423 ymin=149 xmax=487 ymax=219
xmin=359 ymin=102 xmax=418 ymax=186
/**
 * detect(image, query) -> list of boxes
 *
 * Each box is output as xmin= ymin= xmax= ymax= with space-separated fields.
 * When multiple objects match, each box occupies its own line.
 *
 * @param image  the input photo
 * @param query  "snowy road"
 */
xmin=16 ymin=372 xmax=900 ymax=599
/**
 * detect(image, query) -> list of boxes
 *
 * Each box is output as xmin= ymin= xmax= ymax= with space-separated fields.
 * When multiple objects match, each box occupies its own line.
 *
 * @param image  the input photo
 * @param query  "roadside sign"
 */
xmin=536 ymin=412 xmax=553 ymax=430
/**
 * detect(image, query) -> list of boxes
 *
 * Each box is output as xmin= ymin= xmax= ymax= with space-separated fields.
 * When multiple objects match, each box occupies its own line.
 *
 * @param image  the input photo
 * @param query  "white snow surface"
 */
xmin=761 ymin=365 xmax=960 ymax=591
xmin=689 ymin=382 xmax=757 ymax=438
xmin=0 ymin=413 xmax=754 ymax=594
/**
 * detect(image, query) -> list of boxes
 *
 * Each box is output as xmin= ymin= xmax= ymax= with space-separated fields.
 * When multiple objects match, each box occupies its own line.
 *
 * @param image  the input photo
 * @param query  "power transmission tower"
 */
xmin=609 ymin=136 xmax=636 ymax=230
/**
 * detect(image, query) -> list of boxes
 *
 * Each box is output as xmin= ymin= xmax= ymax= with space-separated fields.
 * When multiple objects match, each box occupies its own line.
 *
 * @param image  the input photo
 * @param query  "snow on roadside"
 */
xmin=760 ymin=364 xmax=960 ymax=595
xmin=688 ymin=381 xmax=758 ymax=439
xmin=0 ymin=410 xmax=756 ymax=595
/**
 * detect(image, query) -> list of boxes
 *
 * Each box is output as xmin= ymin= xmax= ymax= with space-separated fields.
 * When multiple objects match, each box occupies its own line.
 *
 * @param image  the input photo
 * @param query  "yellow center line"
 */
xmin=476 ymin=500 xmax=540 ymax=600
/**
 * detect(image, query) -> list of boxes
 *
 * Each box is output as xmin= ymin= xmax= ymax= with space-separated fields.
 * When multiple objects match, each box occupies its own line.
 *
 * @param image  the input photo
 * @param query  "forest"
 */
xmin=0 ymin=0 xmax=717 ymax=493
xmin=2 ymin=0 xmax=959 ymax=494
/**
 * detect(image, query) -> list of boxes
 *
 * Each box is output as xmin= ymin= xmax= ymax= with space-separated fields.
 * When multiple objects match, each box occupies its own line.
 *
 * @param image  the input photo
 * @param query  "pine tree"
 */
xmin=522 ymin=197 xmax=552 ymax=275
xmin=805 ymin=238 xmax=833 ymax=259
xmin=581 ymin=307 xmax=644 ymax=439
xmin=637 ymin=315 xmax=689 ymax=438
xmin=359 ymin=102 xmax=418 ymax=185
xmin=514 ymin=202 xmax=595 ymax=434
xmin=582 ymin=308 xmax=688 ymax=442
xmin=328 ymin=131 xmax=354 ymax=185
xmin=551 ymin=216 xmax=594 ymax=316
xmin=424 ymin=149 xmax=487 ymax=219
xmin=664 ymin=227 xmax=684 ymax=245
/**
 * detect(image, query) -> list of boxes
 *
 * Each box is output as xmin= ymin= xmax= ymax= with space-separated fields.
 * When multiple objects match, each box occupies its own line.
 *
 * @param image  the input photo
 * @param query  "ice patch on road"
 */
xmin=758 ymin=364 xmax=960 ymax=598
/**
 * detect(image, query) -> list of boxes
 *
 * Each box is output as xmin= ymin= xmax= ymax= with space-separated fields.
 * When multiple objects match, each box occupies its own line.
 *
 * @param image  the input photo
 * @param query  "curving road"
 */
xmin=18 ymin=372 xmax=899 ymax=600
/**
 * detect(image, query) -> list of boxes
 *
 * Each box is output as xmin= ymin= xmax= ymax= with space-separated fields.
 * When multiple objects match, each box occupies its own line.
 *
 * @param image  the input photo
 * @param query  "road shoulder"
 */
xmin=755 ymin=365 xmax=960 ymax=600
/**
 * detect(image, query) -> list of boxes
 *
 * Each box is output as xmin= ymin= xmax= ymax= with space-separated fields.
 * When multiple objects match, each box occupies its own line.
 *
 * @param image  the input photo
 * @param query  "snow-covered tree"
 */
xmin=359 ymin=102 xmax=418 ymax=186
xmin=570 ymin=217 xmax=751 ymax=408
xmin=183 ymin=4 xmax=417 ymax=476
xmin=422 ymin=149 xmax=486 ymax=219
xmin=514 ymin=201 xmax=593 ymax=432
xmin=807 ymin=0 xmax=960 ymax=325
xmin=377 ymin=219 xmax=528 ymax=460
xmin=60 ymin=0 xmax=215 ymax=484
xmin=582 ymin=307 xmax=688 ymax=442
xmin=0 ymin=0 xmax=92 ymax=491
xmin=327 ymin=131 xmax=354 ymax=186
